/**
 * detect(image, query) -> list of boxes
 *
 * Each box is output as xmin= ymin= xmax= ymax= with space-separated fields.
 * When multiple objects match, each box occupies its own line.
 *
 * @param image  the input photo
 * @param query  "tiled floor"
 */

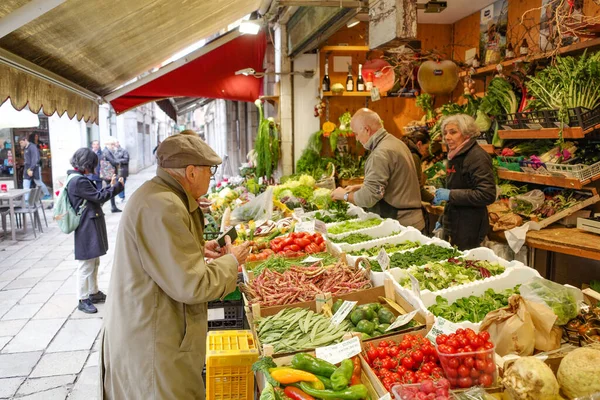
xmin=0 ymin=166 xmax=157 ymax=399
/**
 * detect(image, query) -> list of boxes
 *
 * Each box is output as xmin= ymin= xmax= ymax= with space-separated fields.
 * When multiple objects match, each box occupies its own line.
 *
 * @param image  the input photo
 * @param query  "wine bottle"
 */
xmin=346 ymin=65 xmax=354 ymax=92
xmin=357 ymin=64 xmax=365 ymax=92
xmin=322 ymin=60 xmax=331 ymax=92
xmin=520 ymin=39 xmax=529 ymax=56
xmin=505 ymin=43 xmax=515 ymax=60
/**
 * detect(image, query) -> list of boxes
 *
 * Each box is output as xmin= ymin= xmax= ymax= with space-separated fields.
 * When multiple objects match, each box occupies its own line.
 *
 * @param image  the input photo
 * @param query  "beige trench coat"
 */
xmin=99 ymin=167 xmax=238 ymax=399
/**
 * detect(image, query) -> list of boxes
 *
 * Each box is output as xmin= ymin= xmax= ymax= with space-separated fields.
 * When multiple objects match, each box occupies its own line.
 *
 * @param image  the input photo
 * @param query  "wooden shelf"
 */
xmin=460 ymin=37 xmax=600 ymax=78
xmin=320 ymin=46 xmax=370 ymax=52
xmin=323 ymin=91 xmax=386 ymax=97
xmin=497 ymin=170 xmax=589 ymax=189
xmin=497 ymin=126 xmax=596 ymax=140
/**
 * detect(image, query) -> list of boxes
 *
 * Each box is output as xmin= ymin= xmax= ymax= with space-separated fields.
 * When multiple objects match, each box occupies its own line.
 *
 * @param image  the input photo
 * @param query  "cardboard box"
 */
xmin=246 ymin=279 xmax=433 ymax=358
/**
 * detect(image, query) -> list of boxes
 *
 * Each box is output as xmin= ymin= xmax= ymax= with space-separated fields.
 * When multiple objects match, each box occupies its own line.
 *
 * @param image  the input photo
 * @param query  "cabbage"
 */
xmin=557 ymin=347 xmax=600 ymax=399
xmin=502 ymin=357 xmax=559 ymax=400
xmin=311 ymin=188 xmax=332 ymax=209
xmin=298 ymin=175 xmax=316 ymax=187
xmin=475 ymin=110 xmax=492 ymax=132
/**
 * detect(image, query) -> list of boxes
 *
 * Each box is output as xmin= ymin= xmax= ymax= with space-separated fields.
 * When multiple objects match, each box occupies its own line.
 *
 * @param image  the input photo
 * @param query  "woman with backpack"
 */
xmin=66 ymin=148 xmax=123 ymax=313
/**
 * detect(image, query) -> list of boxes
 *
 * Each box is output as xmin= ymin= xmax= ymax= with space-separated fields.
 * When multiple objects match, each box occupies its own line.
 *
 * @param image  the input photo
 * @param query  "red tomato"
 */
xmin=456 ymin=329 xmax=465 ymax=335
xmin=402 ymin=371 xmax=416 ymax=384
xmin=458 ymin=365 xmax=470 ymax=378
xmin=475 ymin=359 xmax=486 ymax=371
xmin=295 ymin=238 xmax=311 ymax=248
xmin=458 ymin=376 xmax=473 ymax=388
xmin=484 ymin=361 xmax=496 ymax=375
xmin=470 ymin=368 xmax=481 ymax=379
xmin=484 ymin=342 xmax=494 ymax=350
xmin=421 ymin=344 xmax=434 ymax=356
xmin=289 ymin=244 xmax=301 ymax=252
xmin=420 ymin=364 xmax=433 ymax=374
xmin=399 ymin=340 xmax=411 ymax=350
xmin=382 ymin=357 xmax=395 ymax=370
xmin=478 ymin=331 xmax=491 ymax=342
xmin=319 ymin=242 xmax=326 ymax=251
xmin=401 ymin=356 xmax=414 ymax=370
xmin=446 ymin=346 xmax=457 ymax=354
xmin=314 ymin=235 xmax=324 ymax=245
xmin=464 ymin=346 xmax=474 ymax=353
xmin=469 ymin=336 xmax=484 ymax=349
xmin=436 ymin=334 xmax=449 ymax=345
xmin=447 ymin=357 xmax=459 ymax=369
xmin=388 ymin=346 xmax=400 ymax=357
xmin=367 ymin=345 xmax=378 ymax=362
xmin=445 ymin=367 xmax=458 ymax=379
xmin=378 ymin=340 xmax=390 ymax=348
xmin=446 ymin=338 xmax=459 ymax=348
xmin=411 ymin=350 xmax=424 ymax=365
xmin=457 ymin=336 xmax=469 ymax=348
xmin=390 ymin=372 xmax=401 ymax=382
xmin=463 ymin=357 xmax=475 ymax=369
xmin=304 ymin=243 xmax=319 ymax=254
xmin=479 ymin=373 xmax=493 ymax=387
xmin=377 ymin=348 xmax=387 ymax=358
xmin=282 ymin=237 xmax=294 ymax=247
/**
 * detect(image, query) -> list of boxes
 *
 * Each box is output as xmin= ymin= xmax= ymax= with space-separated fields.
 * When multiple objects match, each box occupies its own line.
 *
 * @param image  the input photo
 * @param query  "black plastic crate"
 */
xmin=517 ymin=110 xmax=555 ymax=129
xmin=207 ymin=298 xmax=245 ymax=331
xmin=496 ymin=113 xmax=524 ymax=130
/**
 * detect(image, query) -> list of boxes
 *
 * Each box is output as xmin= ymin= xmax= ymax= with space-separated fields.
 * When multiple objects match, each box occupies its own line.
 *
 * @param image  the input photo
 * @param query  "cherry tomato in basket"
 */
xmin=458 ymin=376 xmax=473 ymax=388
xmin=463 ymin=356 xmax=475 ymax=369
xmin=479 ymin=331 xmax=491 ymax=342
xmin=411 ymin=350 xmax=424 ymax=365
xmin=436 ymin=334 xmax=448 ymax=346
xmin=484 ymin=361 xmax=496 ymax=375
xmin=401 ymin=356 xmax=414 ymax=370
xmin=367 ymin=345 xmax=378 ymax=362
xmin=479 ymin=373 xmax=493 ymax=387
xmin=470 ymin=368 xmax=481 ymax=379
xmin=388 ymin=345 xmax=400 ymax=357
xmin=445 ymin=367 xmax=458 ymax=379
xmin=458 ymin=365 xmax=470 ymax=378
xmin=378 ymin=340 xmax=390 ymax=348
xmin=377 ymin=347 xmax=388 ymax=358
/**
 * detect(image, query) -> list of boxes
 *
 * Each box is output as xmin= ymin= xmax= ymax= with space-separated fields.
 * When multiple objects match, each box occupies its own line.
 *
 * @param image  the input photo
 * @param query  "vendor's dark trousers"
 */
xmin=118 ymin=178 xmax=127 ymax=199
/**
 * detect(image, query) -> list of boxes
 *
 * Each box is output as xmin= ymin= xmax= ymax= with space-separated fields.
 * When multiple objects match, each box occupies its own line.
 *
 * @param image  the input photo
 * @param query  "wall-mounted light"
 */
xmin=347 ymin=18 xmax=360 ymax=28
xmin=235 ymin=68 xmax=315 ymax=79
xmin=239 ymin=20 xmax=261 ymax=35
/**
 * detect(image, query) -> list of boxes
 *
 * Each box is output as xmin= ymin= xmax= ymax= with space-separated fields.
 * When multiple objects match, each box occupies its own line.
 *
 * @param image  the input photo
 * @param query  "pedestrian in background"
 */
xmin=114 ymin=140 xmax=129 ymax=203
xmin=100 ymin=138 xmax=121 ymax=213
xmin=66 ymin=148 xmax=123 ymax=313
xmin=90 ymin=140 xmax=103 ymax=189
xmin=19 ymin=135 xmax=50 ymax=202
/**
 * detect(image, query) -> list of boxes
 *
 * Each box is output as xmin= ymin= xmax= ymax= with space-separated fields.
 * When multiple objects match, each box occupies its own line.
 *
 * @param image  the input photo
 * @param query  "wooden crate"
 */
xmin=246 ymin=279 xmax=433 ymax=358
xmin=533 ymin=188 xmax=600 ymax=229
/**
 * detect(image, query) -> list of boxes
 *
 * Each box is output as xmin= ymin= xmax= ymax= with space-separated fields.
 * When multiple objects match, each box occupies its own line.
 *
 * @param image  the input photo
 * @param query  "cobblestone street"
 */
xmin=0 ymin=166 xmax=157 ymax=399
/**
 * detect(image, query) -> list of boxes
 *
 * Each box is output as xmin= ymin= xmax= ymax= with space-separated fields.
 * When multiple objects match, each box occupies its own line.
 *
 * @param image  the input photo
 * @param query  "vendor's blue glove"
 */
xmin=433 ymin=188 xmax=450 ymax=205
xmin=434 ymin=221 xmax=442 ymax=231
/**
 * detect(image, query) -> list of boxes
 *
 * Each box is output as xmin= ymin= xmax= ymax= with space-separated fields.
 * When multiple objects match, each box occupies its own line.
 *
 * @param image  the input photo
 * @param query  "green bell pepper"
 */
xmin=296 ymin=382 xmax=369 ymax=399
xmin=330 ymin=359 xmax=354 ymax=391
xmin=290 ymin=353 xmax=336 ymax=377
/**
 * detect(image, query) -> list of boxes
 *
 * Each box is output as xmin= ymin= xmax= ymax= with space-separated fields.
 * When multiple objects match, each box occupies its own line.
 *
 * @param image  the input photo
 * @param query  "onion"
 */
xmin=557 ymin=347 xmax=600 ymax=399
xmin=502 ymin=357 xmax=559 ymax=400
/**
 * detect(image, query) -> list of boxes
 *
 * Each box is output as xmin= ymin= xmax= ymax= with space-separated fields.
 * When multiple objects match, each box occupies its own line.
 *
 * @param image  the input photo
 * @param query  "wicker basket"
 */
xmin=316 ymin=163 xmax=336 ymax=190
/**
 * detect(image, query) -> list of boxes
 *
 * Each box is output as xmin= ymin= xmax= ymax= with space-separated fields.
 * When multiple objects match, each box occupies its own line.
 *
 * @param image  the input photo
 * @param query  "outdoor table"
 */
xmin=0 ymin=188 xmax=31 ymax=241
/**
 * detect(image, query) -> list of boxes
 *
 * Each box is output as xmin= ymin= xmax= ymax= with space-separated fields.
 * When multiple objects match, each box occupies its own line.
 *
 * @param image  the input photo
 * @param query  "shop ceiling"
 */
xmin=417 ymin=0 xmax=497 ymax=24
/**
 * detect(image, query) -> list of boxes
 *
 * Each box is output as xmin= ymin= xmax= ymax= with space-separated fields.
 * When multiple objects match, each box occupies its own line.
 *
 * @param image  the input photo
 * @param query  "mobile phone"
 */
xmin=217 ymin=226 xmax=238 ymax=247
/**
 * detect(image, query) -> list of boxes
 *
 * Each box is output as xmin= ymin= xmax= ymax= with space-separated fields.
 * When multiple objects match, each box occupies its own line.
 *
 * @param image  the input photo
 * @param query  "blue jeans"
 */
xmin=23 ymin=170 xmax=50 ymax=202
xmin=118 ymin=178 xmax=126 ymax=199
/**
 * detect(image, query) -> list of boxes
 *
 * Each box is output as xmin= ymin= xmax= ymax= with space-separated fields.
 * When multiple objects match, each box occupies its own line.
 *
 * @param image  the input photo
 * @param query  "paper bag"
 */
xmin=480 ymin=295 xmax=535 ymax=356
xmin=524 ymin=299 xmax=561 ymax=352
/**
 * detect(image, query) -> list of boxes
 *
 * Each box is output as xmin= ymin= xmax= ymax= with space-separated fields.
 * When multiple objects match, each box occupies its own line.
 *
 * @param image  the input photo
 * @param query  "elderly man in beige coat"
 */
xmin=331 ymin=108 xmax=425 ymax=231
xmin=99 ymin=131 xmax=250 ymax=399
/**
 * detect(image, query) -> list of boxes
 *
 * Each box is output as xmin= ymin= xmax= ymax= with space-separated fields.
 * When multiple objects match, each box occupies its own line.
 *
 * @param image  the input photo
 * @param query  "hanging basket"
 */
xmin=316 ymin=163 xmax=336 ymax=190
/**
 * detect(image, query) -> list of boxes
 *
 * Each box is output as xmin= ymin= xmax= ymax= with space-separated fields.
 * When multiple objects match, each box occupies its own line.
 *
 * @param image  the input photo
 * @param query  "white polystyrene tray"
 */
xmin=419 ymin=266 xmax=541 ymax=331
xmin=342 ymin=229 xmax=437 ymax=265
xmin=326 ymin=218 xmax=404 ymax=241
xmin=387 ymin=247 xmax=525 ymax=306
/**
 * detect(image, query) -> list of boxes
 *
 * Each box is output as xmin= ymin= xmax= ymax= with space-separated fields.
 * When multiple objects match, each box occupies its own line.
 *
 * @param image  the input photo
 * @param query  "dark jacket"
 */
xmin=23 ymin=143 xmax=40 ymax=180
xmin=101 ymin=147 xmax=118 ymax=181
xmin=91 ymin=149 xmax=103 ymax=182
xmin=442 ymin=139 xmax=496 ymax=250
xmin=66 ymin=171 xmax=123 ymax=260
xmin=114 ymin=147 xmax=130 ymax=178
xmin=406 ymin=139 xmax=435 ymax=203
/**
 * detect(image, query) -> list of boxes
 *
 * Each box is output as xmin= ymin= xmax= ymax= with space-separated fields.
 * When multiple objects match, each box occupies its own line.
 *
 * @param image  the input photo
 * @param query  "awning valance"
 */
xmin=110 ymin=32 xmax=267 ymax=114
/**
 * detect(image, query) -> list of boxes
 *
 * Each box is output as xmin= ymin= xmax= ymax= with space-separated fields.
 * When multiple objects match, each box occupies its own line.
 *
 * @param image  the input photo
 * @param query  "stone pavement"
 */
xmin=0 ymin=166 xmax=158 ymax=399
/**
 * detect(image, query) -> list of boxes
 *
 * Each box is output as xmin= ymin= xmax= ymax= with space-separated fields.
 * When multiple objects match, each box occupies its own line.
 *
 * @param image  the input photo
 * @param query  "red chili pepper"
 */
xmin=284 ymin=386 xmax=315 ymax=400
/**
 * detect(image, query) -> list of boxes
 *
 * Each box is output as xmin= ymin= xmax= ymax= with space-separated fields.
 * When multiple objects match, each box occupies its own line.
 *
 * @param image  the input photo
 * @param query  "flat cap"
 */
xmin=157 ymin=130 xmax=222 ymax=168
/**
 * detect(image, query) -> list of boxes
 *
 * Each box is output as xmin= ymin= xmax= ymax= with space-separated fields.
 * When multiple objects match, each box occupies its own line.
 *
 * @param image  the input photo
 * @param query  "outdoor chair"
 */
xmin=1 ymin=187 xmax=44 ymax=238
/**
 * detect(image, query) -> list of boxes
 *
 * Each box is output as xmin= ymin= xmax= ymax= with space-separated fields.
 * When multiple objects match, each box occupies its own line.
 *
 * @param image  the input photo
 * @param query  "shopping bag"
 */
xmin=99 ymin=159 xmax=115 ymax=180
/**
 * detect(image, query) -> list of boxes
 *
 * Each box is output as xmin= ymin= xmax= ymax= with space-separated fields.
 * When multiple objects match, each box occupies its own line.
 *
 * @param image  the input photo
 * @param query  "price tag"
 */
xmin=207 ymin=308 xmax=225 ymax=321
xmin=315 ymin=337 xmax=362 ymax=365
xmin=378 ymin=394 xmax=392 ymax=400
xmin=295 ymin=221 xmax=315 ymax=233
xmin=386 ymin=310 xmax=418 ymax=332
xmin=370 ymin=87 xmax=381 ymax=102
xmin=314 ymin=220 xmax=327 ymax=234
xmin=425 ymin=317 xmax=461 ymax=343
xmin=330 ymin=301 xmax=357 ymax=326
xmin=301 ymin=256 xmax=323 ymax=263
xmin=293 ymin=207 xmax=305 ymax=217
xmin=376 ymin=248 xmax=390 ymax=270
xmin=407 ymin=272 xmax=421 ymax=299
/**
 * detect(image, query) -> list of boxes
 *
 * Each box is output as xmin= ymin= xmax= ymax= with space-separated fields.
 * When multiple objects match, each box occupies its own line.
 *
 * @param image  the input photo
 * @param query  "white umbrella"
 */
xmin=0 ymin=100 xmax=39 ymax=130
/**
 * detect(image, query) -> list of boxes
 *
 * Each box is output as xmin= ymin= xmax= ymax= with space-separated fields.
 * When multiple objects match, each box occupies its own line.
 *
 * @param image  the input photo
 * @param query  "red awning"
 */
xmin=110 ymin=32 xmax=267 ymax=114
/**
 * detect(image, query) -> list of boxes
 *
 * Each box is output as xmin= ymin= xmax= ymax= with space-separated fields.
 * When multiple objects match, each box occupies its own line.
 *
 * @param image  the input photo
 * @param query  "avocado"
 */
xmin=377 ymin=307 xmax=395 ymax=324
xmin=350 ymin=309 xmax=366 ymax=326
xmin=355 ymin=320 xmax=375 ymax=335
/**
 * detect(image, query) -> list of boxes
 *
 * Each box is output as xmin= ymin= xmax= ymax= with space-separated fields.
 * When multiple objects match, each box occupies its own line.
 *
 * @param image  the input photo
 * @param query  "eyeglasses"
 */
xmin=209 ymin=165 xmax=218 ymax=176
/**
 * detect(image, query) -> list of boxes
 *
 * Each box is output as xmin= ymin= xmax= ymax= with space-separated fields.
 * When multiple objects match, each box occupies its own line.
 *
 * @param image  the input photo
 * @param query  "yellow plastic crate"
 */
xmin=206 ymin=330 xmax=259 ymax=400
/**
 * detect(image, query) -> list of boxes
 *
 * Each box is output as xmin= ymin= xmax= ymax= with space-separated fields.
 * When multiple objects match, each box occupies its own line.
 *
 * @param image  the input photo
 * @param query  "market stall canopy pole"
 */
xmin=109 ymin=32 xmax=267 ymax=114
